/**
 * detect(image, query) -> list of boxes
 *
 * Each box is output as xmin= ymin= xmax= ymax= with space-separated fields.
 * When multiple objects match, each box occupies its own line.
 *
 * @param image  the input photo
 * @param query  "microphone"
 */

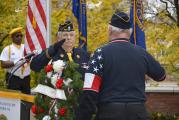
xmin=14 ymin=50 xmax=39 ymax=65
xmin=23 ymin=50 xmax=39 ymax=60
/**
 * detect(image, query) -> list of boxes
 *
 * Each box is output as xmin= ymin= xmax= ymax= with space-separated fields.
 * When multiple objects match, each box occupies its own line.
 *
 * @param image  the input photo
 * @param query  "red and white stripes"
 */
xmin=83 ymin=73 xmax=102 ymax=92
xmin=24 ymin=0 xmax=47 ymax=54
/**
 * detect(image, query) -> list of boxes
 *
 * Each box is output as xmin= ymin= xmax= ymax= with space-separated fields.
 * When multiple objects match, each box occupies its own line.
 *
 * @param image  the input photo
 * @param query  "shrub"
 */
xmin=151 ymin=112 xmax=179 ymax=120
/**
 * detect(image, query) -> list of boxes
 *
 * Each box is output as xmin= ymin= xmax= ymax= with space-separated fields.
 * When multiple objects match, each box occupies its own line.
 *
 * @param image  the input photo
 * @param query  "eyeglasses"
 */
xmin=15 ymin=34 xmax=23 ymax=38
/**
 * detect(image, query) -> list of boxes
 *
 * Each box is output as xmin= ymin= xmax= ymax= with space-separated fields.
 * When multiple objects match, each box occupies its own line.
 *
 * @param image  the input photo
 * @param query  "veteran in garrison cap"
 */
xmin=30 ymin=20 xmax=89 ymax=77
xmin=75 ymin=11 xmax=166 ymax=120
xmin=0 ymin=27 xmax=31 ymax=94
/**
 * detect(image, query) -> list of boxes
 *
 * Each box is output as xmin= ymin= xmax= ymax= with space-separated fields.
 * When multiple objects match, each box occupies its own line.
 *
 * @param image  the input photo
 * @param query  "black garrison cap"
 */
xmin=58 ymin=20 xmax=74 ymax=32
xmin=109 ymin=11 xmax=131 ymax=29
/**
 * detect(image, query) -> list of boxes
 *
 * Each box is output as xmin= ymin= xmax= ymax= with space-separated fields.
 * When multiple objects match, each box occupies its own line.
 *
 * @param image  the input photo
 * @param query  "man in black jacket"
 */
xmin=75 ymin=11 xmax=166 ymax=120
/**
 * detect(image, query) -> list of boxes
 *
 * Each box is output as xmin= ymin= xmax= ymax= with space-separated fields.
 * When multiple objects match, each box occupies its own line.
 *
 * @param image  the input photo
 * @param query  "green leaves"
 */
xmin=145 ymin=21 xmax=179 ymax=79
xmin=33 ymin=61 xmax=83 ymax=119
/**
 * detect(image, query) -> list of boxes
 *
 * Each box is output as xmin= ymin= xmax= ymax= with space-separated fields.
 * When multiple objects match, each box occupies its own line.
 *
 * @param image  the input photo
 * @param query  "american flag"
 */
xmin=83 ymin=48 xmax=103 ymax=92
xmin=24 ymin=0 xmax=48 ymax=54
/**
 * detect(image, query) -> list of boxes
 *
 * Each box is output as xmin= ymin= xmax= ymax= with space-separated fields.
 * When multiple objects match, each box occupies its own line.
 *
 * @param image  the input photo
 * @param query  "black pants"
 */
xmin=96 ymin=103 xmax=150 ymax=120
xmin=6 ymin=73 xmax=31 ymax=94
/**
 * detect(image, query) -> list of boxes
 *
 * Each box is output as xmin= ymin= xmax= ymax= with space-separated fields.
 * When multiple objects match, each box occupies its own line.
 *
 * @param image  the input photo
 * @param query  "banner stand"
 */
xmin=0 ymin=90 xmax=34 ymax=120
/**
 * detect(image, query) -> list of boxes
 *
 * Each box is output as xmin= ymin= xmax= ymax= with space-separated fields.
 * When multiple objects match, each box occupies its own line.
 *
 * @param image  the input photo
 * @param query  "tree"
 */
xmin=144 ymin=0 xmax=179 ymax=79
xmin=144 ymin=0 xmax=179 ymax=27
xmin=160 ymin=0 xmax=179 ymax=27
xmin=0 ymin=0 xmax=28 ymax=87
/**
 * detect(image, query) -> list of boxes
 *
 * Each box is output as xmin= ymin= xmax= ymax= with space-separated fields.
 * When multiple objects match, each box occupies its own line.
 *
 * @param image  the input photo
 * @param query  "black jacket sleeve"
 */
xmin=145 ymin=51 xmax=166 ymax=81
xmin=74 ymin=91 xmax=98 ymax=120
xmin=30 ymin=39 xmax=65 ymax=72
xmin=30 ymin=49 xmax=51 ymax=72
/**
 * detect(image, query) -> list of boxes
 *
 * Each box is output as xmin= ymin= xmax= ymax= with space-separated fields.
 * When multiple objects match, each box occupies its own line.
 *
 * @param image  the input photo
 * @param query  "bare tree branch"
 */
xmin=144 ymin=11 xmax=158 ymax=15
xmin=160 ymin=0 xmax=176 ymax=21
xmin=166 ymin=0 xmax=175 ymax=5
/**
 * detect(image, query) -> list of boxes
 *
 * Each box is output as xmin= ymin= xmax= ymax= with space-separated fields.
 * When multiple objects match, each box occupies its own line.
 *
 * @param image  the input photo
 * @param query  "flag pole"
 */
xmin=130 ymin=0 xmax=146 ymax=49
xmin=46 ymin=0 xmax=51 ymax=47
xmin=133 ymin=0 xmax=136 ymax=45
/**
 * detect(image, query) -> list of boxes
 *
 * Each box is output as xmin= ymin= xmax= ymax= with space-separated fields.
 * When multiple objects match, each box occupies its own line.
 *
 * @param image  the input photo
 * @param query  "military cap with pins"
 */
xmin=110 ymin=11 xmax=131 ymax=29
xmin=58 ymin=20 xmax=74 ymax=32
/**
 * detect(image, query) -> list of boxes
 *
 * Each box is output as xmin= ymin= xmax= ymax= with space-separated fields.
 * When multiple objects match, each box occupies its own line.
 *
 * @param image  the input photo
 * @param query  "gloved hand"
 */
xmin=48 ymin=39 xmax=66 ymax=57
xmin=54 ymin=39 xmax=66 ymax=51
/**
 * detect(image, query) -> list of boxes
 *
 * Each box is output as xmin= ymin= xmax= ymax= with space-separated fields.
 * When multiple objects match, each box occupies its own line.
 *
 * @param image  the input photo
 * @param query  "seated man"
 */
xmin=30 ymin=20 xmax=89 ymax=76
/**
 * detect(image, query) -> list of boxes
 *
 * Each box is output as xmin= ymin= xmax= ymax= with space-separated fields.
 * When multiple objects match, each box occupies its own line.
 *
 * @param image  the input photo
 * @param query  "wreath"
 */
xmin=31 ymin=60 xmax=83 ymax=120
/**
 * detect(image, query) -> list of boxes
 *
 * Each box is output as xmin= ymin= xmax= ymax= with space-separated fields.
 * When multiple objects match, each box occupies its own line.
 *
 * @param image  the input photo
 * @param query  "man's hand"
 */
xmin=1 ymin=61 xmax=15 ymax=68
xmin=47 ymin=39 xmax=66 ymax=57
xmin=53 ymin=39 xmax=66 ymax=51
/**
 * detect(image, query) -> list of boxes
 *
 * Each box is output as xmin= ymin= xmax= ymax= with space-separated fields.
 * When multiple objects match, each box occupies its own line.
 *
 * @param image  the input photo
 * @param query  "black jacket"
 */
xmin=30 ymin=47 xmax=89 ymax=77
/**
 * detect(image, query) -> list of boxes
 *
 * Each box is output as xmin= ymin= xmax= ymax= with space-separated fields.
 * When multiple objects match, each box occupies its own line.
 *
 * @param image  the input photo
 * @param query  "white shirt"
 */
xmin=0 ymin=43 xmax=31 ymax=78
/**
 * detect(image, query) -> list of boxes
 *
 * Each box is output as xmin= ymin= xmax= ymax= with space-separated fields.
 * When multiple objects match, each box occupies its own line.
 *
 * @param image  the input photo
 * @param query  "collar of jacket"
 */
xmin=110 ymin=38 xmax=129 ymax=43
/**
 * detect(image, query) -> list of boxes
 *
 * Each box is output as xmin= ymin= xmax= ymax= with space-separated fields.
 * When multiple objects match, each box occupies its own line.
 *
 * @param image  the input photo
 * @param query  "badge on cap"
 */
xmin=68 ymin=26 xmax=71 ymax=31
xmin=58 ymin=20 xmax=74 ymax=32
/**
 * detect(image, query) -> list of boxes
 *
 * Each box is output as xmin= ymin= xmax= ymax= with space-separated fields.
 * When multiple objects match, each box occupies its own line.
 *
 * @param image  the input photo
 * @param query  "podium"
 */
xmin=0 ymin=90 xmax=34 ymax=120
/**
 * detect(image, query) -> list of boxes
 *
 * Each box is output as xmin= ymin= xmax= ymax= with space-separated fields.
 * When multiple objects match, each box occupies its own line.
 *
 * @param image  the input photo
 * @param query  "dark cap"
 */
xmin=58 ymin=20 xmax=74 ymax=32
xmin=109 ymin=11 xmax=131 ymax=29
